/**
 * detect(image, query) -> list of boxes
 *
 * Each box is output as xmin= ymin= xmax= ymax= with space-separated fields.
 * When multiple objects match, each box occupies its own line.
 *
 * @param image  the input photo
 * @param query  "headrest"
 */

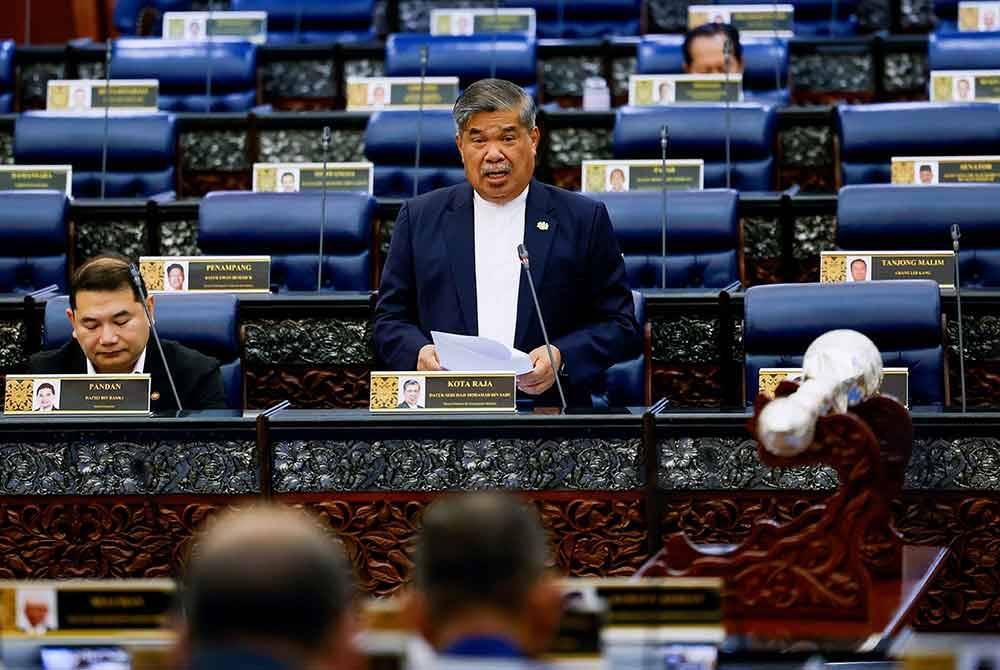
xmin=198 ymin=191 xmax=374 ymax=253
xmin=838 ymin=183 xmax=1000 ymax=249
xmin=636 ymin=36 xmax=788 ymax=89
xmin=364 ymin=110 xmax=461 ymax=165
xmin=0 ymin=191 xmax=68 ymax=255
xmin=515 ymin=0 xmax=640 ymax=16
xmin=614 ymin=105 xmax=776 ymax=160
xmin=230 ymin=0 xmax=374 ymax=23
xmin=14 ymin=113 xmax=177 ymax=169
xmin=587 ymin=189 xmax=739 ymax=253
xmin=113 ymin=0 xmax=191 ymax=34
xmin=744 ymin=280 xmax=942 ymax=352
xmin=929 ymin=32 xmax=1000 ymax=70
xmin=385 ymin=34 xmax=537 ymax=84
xmin=111 ymin=39 xmax=257 ymax=91
xmin=0 ymin=40 xmax=14 ymax=88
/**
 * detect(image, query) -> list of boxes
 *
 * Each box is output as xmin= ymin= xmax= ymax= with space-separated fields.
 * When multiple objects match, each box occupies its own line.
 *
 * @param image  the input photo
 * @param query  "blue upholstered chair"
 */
xmin=593 ymin=289 xmax=649 ymax=408
xmin=111 ymin=39 xmax=259 ymax=113
xmin=838 ymin=183 xmax=1000 ymax=288
xmin=744 ymin=280 xmax=945 ymax=407
xmin=929 ymin=32 xmax=1000 ymax=70
xmin=0 ymin=40 xmax=14 ymax=113
xmin=113 ymin=0 xmax=193 ymax=36
xmin=363 ymin=110 xmax=465 ymax=198
xmin=14 ymin=113 xmax=177 ymax=199
xmin=636 ymin=35 xmax=789 ymax=106
xmin=588 ymin=190 xmax=741 ymax=290
xmin=0 ymin=191 xmax=68 ymax=294
xmin=42 ymin=293 xmax=243 ymax=409
xmin=614 ymin=105 xmax=777 ymax=191
xmin=229 ymin=0 xmax=376 ymax=44
xmin=385 ymin=34 xmax=538 ymax=98
xmin=198 ymin=191 xmax=376 ymax=292
xmin=503 ymin=0 xmax=641 ymax=37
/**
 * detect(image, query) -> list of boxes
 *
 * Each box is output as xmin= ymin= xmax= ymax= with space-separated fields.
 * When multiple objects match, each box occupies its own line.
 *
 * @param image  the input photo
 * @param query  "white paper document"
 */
xmin=431 ymin=331 xmax=534 ymax=375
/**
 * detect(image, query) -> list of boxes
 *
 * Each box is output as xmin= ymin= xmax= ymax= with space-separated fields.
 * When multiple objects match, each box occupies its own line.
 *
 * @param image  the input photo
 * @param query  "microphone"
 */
xmin=99 ymin=38 xmax=111 ymax=199
xmin=412 ymin=45 xmax=429 ymax=198
xmin=952 ymin=223 xmax=967 ymax=413
xmin=659 ymin=124 xmax=669 ymax=290
xmin=128 ymin=264 xmax=184 ymax=412
xmin=517 ymin=243 xmax=567 ymax=412
xmin=490 ymin=0 xmax=500 ymax=78
xmin=723 ymin=37 xmax=733 ymax=190
xmin=317 ymin=125 xmax=331 ymax=292
xmin=204 ymin=0 xmax=215 ymax=113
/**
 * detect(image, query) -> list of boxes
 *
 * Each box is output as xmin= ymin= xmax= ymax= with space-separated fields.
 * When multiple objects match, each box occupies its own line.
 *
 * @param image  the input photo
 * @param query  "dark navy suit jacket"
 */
xmin=374 ymin=179 xmax=640 ymax=406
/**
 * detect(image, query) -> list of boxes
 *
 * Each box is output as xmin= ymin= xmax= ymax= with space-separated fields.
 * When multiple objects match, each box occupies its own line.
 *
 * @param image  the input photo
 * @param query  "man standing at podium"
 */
xmin=375 ymin=78 xmax=639 ymax=407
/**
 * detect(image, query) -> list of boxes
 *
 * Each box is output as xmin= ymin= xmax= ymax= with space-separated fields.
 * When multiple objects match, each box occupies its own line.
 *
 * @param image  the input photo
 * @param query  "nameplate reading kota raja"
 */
xmin=369 ymin=372 xmax=516 ymax=412
xmin=581 ymin=159 xmax=704 ymax=192
xmin=0 ymin=165 xmax=72 ymax=196
xmin=139 ymin=256 xmax=271 ymax=293
xmin=252 ymin=162 xmax=374 ymax=194
xmin=758 ymin=367 xmax=910 ymax=408
xmin=891 ymin=156 xmax=1000 ymax=184
xmin=820 ymin=251 xmax=955 ymax=288
xmin=3 ymin=374 xmax=151 ymax=415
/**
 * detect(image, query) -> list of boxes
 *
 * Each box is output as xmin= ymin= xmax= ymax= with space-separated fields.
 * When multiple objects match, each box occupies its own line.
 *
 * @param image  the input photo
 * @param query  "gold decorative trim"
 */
xmin=819 ymin=254 xmax=846 ymax=283
xmin=931 ymin=75 xmax=953 ymax=102
xmin=140 ymin=261 xmax=164 ymax=291
xmin=369 ymin=375 xmax=400 ymax=410
xmin=584 ymin=164 xmax=606 ymax=192
xmin=758 ymin=370 xmax=799 ymax=398
xmin=4 ymin=379 xmax=32 ymax=412
xmin=959 ymin=6 xmax=978 ymax=30
xmin=891 ymin=160 xmax=915 ymax=184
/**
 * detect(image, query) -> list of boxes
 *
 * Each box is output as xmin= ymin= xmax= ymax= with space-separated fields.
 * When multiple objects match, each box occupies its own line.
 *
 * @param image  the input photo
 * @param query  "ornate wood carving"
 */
xmin=179 ymin=172 xmax=251 ymax=199
xmin=652 ymin=364 xmax=722 ymax=408
xmin=245 ymin=365 xmax=371 ymax=409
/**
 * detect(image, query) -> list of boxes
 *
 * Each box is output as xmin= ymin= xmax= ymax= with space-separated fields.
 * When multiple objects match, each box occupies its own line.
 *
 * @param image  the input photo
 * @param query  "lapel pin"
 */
xmin=536 ymin=221 xmax=549 ymax=231
xmin=151 ymin=391 xmax=161 ymax=401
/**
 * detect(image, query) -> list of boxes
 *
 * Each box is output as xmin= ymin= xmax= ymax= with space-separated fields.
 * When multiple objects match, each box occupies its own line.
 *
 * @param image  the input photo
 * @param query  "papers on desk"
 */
xmin=431 ymin=331 xmax=534 ymax=375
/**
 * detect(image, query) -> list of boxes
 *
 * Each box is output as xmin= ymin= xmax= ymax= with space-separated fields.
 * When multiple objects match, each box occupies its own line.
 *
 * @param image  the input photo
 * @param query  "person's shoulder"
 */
xmin=161 ymin=340 xmax=221 ymax=374
xmin=405 ymin=182 xmax=471 ymax=216
xmin=27 ymin=341 xmax=80 ymax=373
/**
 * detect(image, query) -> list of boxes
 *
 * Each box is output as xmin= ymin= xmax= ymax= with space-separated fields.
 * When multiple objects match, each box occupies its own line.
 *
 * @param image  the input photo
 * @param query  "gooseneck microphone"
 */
xmin=100 ymin=38 xmax=112 ymax=200
xmin=317 ymin=125 xmax=331 ymax=292
xmin=659 ymin=124 xmax=669 ymax=289
xmin=413 ymin=45 xmax=429 ymax=198
xmin=952 ymin=223 xmax=967 ymax=413
xmin=517 ymin=243 xmax=568 ymax=412
xmin=128 ymin=264 xmax=184 ymax=412
xmin=723 ymin=37 xmax=733 ymax=190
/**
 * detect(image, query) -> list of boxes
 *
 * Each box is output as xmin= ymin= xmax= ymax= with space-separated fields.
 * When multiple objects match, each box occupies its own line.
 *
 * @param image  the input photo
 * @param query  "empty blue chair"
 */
xmin=504 ymin=0 xmax=641 ymax=38
xmin=0 ymin=40 xmax=14 ymax=113
xmin=229 ymin=0 xmax=376 ymax=44
xmin=594 ymin=289 xmax=649 ymax=408
xmin=198 ymin=191 xmax=375 ymax=292
xmin=929 ymin=32 xmax=1000 ymax=70
xmin=14 ymin=113 xmax=177 ymax=199
xmin=588 ymin=190 xmax=741 ymax=289
xmin=0 ymin=192 xmax=68 ymax=294
xmin=744 ymin=280 xmax=945 ymax=407
xmin=363 ymin=110 xmax=465 ymax=198
xmin=614 ymin=105 xmax=777 ymax=190
xmin=113 ymin=0 xmax=193 ymax=36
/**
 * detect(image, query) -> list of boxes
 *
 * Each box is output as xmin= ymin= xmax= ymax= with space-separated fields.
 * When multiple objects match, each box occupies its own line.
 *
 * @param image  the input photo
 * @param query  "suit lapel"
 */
xmin=443 ymin=183 xmax=478 ymax=334
xmin=515 ymin=181 xmax=558 ymax=351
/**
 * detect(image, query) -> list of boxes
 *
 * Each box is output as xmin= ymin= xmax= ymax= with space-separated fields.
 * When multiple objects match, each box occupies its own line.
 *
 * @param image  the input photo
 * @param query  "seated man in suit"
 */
xmin=684 ymin=22 xmax=744 ymax=75
xmin=374 ymin=78 xmax=640 ymax=407
xmin=28 ymin=255 xmax=227 ymax=411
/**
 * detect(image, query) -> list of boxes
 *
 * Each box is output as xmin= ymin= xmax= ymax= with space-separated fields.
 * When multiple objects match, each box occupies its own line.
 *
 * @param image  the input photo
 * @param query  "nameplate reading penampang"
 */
xmin=629 ymin=74 xmax=743 ymax=105
xmin=140 ymin=256 xmax=271 ymax=293
xmin=820 ymin=251 xmax=955 ymax=288
xmin=0 ymin=165 xmax=72 ymax=196
xmin=758 ymin=367 xmax=910 ymax=408
xmin=369 ymin=371 xmax=516 ymax=412
xmin=3 ymin=374 xmax=151 ymax=415
xmin=163 ymin=11 xmax=268 ymax=44
xmin=430 ymin=8 xmax=536 ymax=35
xmin=582 ymin=159 xmax=704 ymax=192
xmin=688 ymin=4 xmax=795 ymax=36
xmin=252 ymin=162 xmax=374 ymax=194
xmin=46 ymin=79 xmax=159 ymax=113
xmin=346 ymin=77 xmax=460 ymax=111
xmin=891 ymin=156 xmax=1000 ymax=184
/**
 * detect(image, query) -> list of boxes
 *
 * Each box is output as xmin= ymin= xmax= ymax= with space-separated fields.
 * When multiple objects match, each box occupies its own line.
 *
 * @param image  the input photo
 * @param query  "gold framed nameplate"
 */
xmin=629 ymin=74 xmax=743 ymax=106
xmin=688 ymin=4 xmax=795 ymax=36
xmin=958 ymin=1 xmax=1000 ymax=30
xmin=820 ymin=250 xmax=955 ymax=288
xmin=758 ymin=367 xmax=910 ymax=408
xmin=930 ymin=70 xmax=1000 ymax=102
xmin=0 ymin=165 xmax=72 ymax=196
xmin=369 ymin=371 xmax=516 ymax=412
xmin=163 ymin=11 xmax=268 ymax=44
xmin=252 ymin=162 xmax=374 ymax=194
xmin=891 ymin=156 xmax=1000 ymax=184
xmin=581 ymin=159 xmax=704 ymax=192
xmin=346 ymin=77 xmax=460 ymax=111
xmin=560 ymin=578 xmax=724 ymax=627
xmin=4 ymin=374 xmax=151 ymax=415
xmin=46 ymin=79 xmax=159 ymax=113
xmin=430 ymin=8 xmax=536 ymax=35
xmin=139 ymin=255 xmax=271 ymax=293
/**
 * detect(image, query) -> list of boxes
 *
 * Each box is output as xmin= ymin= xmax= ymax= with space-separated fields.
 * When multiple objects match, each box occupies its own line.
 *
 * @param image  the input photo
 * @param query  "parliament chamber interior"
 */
xmin=0 ymin=0 xmax=997 ymax=668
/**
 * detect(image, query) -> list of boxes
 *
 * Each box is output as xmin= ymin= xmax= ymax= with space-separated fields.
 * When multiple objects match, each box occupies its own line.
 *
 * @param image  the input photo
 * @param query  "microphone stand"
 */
xmin=660 ymin=124 xmax=669 ymax=289
xmin=952 ymin=224 xmax=967 ymax=413
xmin=772 ymin=1 xmax=783 ymax=93
xmin=517 ymin=243 xmax=567 ymax=412
xmin=490 ymin=0 xmax=499 ymax=78
xmin=25 ymin=0 xmax=31 ymax=45
xmin=293 ymin=0 xmax=303 ymax=44
xmin=413 ymin=45 xmax=428 ymax=198
xmin=204 ymin=0 xmax=215 ymax=113
xmin=129 ymin=264 xmax=184 ymax=412
xmin=723 ymin=37 xmax=733 ymax=190
xmin=100 ymin=38 xmax=111 ymax=200
xmin=317 ymin=125 xmax=331 ymax=292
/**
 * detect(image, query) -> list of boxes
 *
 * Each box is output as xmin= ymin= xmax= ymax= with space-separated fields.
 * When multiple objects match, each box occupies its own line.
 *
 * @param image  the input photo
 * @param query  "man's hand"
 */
xmin=417 ymin=344 xmax=443 ymax=371
xmin=518 ymin=345 xmax=561 ymax=395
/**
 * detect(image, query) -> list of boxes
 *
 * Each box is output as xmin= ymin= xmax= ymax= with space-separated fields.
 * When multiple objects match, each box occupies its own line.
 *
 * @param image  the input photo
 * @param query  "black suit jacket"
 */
xmin=27 ymin=339 xmax=227 ymax=412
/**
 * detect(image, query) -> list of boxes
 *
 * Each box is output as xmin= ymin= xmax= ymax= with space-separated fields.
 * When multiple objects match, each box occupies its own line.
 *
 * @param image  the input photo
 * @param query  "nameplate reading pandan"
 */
xmin=163 ymin=11 xmax=268 ymax=44
xmin=957 ymin=1 xmax=1000 ymax=30
xmin=930 ymin=70 xmax=1000 ymax=102
xmin=139 ymin=256 xmax=270 ymax=293
xmin=629 ymin=74 xmax=743 ymax=106
xmin=581 ymin=159 xmax=704 ymax=193
xmin=369 ymin=371 xmax=516 ymax=412
xmin=252 ymin=162 xmax=374 ymax=195
xmin=346 ymin=77 xmax=460 ymax=111
xmin=560 ymin=578 xmax=723 ymax=626
xmin=46 ymin=79 xmax=159 ymax=113
xmin=430 ymin=8 xmax=536 ymax=35
xmin=0 ymin=165 xmax=72 ymax=196
xmin=3 ymin=374 xmax=151 ymax=415
xmin=688 ymin=4 xmax=795 ymax=36
xmin=891 ymin=156 xmax=1000 ymax=184
xmin=759 ymin=367 xmax=909 ymax=407
xmin=820 ymin=250 xmax=955 ymax=288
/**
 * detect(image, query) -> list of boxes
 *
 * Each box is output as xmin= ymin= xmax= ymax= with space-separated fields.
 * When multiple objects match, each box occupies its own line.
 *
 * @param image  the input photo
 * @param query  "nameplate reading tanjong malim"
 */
xmin=346 ymin=77 xmax=460 ymax=111
xmin=140 ymin=256 xmax=270 ymax=293
xmin=891 ymin=156 xmax=1000 ymax=184
xmin=46 ymin=79 xmax=158 ymax=113
xmin=688 ymin=4 xmax=795 ymax=36
xmin=629 ymin=74 xmax=743 ymax=105
xmin=758 ymin=367 xmax=910 ymax=408
xmin=163 ymin=11 xmax=268 ymax=44
xmin=581 ymin=159 xmax=704 ymax=192
xmin=0 ymin=165 xmax=72 ymax=196
xmin=930 ymin=70 xmax=1000 ymax=102
xmin=4 ymin=374 xmax=151 ymax=415
xmin=561 ymin=578 xmax=724 ymax=626
xmin=958 ymin=1 xmax=1000 ymax=30
xmin=820 ymin=251 xmax=955 ymax=288
xmin=369 ymin=371 xmax=516 ymax=412
xmin=430 ymin=8 xmax=536 ymax=35
xmin=252 ymin=162 xmax=374 ymax=194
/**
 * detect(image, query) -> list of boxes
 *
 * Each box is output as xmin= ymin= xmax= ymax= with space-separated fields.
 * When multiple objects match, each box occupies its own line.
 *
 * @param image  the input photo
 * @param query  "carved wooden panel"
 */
xmin=652 ymin=364 xmax=722 ymax=408
xmin=179 ymin=171 xmax=251 ymax=199
xmin=245 ymin=365 xmax=371 ymax=409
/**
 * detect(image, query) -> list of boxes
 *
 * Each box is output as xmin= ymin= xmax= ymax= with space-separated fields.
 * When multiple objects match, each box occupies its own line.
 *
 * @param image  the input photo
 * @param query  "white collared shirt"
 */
xmin=86 ymin=348 xmax=147 ymax=375
xmin=473 ymin=184 xmax=529 ymax=349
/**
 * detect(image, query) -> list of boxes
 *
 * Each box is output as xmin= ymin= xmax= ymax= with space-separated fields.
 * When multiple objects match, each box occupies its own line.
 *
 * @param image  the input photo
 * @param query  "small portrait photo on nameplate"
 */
xmin=820 ymin=251 xmax=955 ymax=288
xmin=0 ymin=165 xmax=72 ymax=196
xmin=892 ymin=156 xmax=1000 ymax=184
xmin=369 ymin=371 xmax=517 ymax=412
xmin=345 ymin=77 xmax=460 ymax=111
xmin=163 ymin=11 xmax=268 ymax=44
xmin=958 ymin=1 xmax=1000 ymax=30
xmin=582 ymin=159 xmax=704 ymax=193
xmin=4 ymin=374 xmax=152 ymax=415
xmin=139 ymin=256 xmax=271 ymax=293
xmin=759 ymin=367 xmax=909 ymax=408
xmin=253 ymin=162 xmax=374 ymax=194
xmin=688 ymin=4 xmax=795 ymax=36
xmin=430 ymin=8 xmax=536 ymax=36
xmin=628 ymin=74 xmax=743 ymax=106
xmin=46 ymin=79 xmax=159 ymax=114
xmin=14 ymin=586 xmax=58 ymax=635
xmin=930 ymin=70 xmax=1000 ymax=102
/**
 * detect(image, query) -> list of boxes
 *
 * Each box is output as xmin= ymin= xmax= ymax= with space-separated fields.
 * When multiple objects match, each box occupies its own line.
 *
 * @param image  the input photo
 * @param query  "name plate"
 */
xmin=253 ymin=162 xmax=374 ymax=194
xmin=346 ymin=77 xmax=460 ymax=111
xmin=759 ymin=367 xmax=910 ymax=408
xmin=0 ymin=165 xmax=72 ymax=196
xmin=892 ymin=156 xmax=1000 ymax=184
xmin=4 ymin=374 xmax=151 ymax=415
xmin=369 ymin=371 xmax=516 ymax=412
xmin=140 ymin=256 xmax=271 ymax=293
xmin=561 ymin=578 xmax=723 ymax=626
xmin=820 ymin=251 xmax=955 ymax=288
xmin=958 ymin=1 xmax=1000 ymax=30
xmin=582 ymin=159 xmax=704 ymax=192
xmin=545 ymin=608 xmax=603 ymax=660
xmin=431 ymin=8 xmax=536 ymax=35
xmin=47 ymin=79 xmax=158 ymax=113
xmin=931 ymin=70 xmax=1000 ymax=102
xmin=629 ymin=74 xmax=742 ymax=105
xmin=688 ymin=4 xmax=795 ymax=36
xmin=163 ymin=11 xmax=268 ymax=44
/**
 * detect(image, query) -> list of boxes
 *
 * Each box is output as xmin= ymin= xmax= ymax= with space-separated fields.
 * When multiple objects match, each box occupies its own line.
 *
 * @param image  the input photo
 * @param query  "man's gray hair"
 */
xmin=453 ymin=78 xmax=536 ymax=134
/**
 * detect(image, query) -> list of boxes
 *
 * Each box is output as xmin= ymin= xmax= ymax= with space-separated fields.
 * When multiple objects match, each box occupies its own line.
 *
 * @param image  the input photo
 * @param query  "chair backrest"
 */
xmin=836 ymin=102 xmax=1000 ymax=185
xmin=0 ymin=40 xmax=14 ymax=113
xmin=111 ymin=39 xmax=258 ymax=113
xmin=14 ymin=113 xmax=177 ymax=198
xmin=929 ymin=31 xmax=1000 ymax=70
xmin=744 ymin=280 xmax=944 ymax=406
xmin=229 ymin=0 xmax=376 ymax=44
xmin=502 ymin=0 xmax=642 ymax=37
xmin=588 ymin=189 xmax=740 ymax=289
xmin=363 ymin=110 xmax=465 ymax=198
xmin=837 ymin=183 xmax=1000 ymax=288
xmin=198 ymin=191 xmax=375 ymax=292
xmin=614 ymin=105 xmax=776 ymax=190
xmin=43 ymin=293 xmax=242 ymax=409
xmin=594 ymin=289 xmax=647 ymax=408
xmin=113 ymin=0 xmax=193 ymax=35
xmin=0 ymin=191 xmax=68 ymax=294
